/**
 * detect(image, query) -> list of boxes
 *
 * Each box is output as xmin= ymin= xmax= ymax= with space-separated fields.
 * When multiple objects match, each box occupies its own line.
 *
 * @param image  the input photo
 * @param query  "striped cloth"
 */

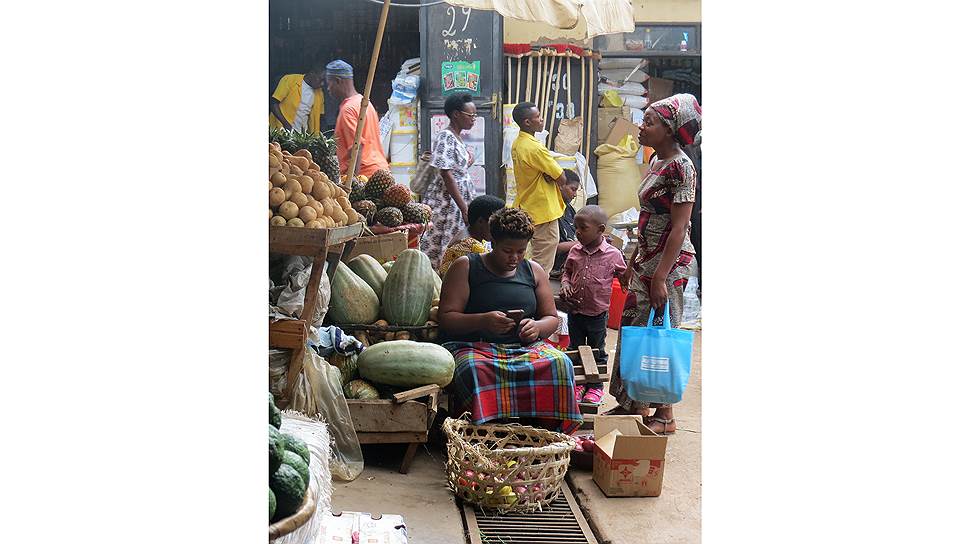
xmin=444 ymin=340 xmax=583 ymax=435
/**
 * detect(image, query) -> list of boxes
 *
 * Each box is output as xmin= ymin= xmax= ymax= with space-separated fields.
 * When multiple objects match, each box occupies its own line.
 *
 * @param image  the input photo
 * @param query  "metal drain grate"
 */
xmin=463 ymin=484 xmax=599 ymax=544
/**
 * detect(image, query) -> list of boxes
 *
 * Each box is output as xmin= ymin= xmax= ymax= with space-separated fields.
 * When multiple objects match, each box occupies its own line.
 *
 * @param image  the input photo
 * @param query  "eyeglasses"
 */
xmin=458 ymin=110 xmax=478 ymax=119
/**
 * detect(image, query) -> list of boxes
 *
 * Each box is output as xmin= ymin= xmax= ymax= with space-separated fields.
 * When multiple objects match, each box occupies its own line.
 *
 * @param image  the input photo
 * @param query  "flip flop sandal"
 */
xmin=644 ymin=417 xmax=677 ymax=435
xmin=581 ymin=388 xmax=605 ymax=405
xmin=574 ymin=385 xmax=587 ymax=403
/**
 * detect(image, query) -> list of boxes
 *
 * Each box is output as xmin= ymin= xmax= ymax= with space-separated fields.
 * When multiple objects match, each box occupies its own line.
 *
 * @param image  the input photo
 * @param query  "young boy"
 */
xmin=560 ymin=205 xmax=627 ymax=405
xmin=437 ymin=195 xmax=506 ymax=278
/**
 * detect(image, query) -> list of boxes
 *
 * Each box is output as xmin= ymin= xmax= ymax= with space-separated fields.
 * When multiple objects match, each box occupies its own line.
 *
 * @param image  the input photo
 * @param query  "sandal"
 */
xmin=574 ymin=385 xmax=587 ymax=403
xmin=581 ymin=387 xmax=605 ymax=405
xmin=645 ymin=417 xmax=677 ymax=435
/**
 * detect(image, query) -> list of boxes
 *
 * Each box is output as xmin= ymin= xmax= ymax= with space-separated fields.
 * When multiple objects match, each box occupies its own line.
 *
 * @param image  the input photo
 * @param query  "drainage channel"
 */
xmin=463 ymin=484 xmax=599 ymax=544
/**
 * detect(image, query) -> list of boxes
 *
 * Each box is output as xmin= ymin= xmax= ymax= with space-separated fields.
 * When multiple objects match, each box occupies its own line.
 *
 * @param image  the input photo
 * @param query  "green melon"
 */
xmin=328 ymin=261 xmax=381 ymax=325
xmin=381 ymin=249 xmax=434 ymax=326
xmin=358 ymin=340 xmax=456 ymax=388
xmin=347 ymin=254 xmax=388 ymax=302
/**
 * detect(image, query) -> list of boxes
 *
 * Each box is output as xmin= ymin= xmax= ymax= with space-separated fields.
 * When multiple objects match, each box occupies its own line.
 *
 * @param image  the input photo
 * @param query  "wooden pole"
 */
xmin=525 ymin=54 xmax=533 ymax=102
xmin=534 ymin=53 xmax=544 ymax=108
xmin=507 ymin=56 xmax=512 ymax=103
xmin=344 ymin=0 xmax=391 ymax=188
xmin=542 ymin=54 xmax=557 ymax=132
xmin=514 ymin=54 xmax=522 ymax=103
xmin=566 ymin=52 xmax=573 ymax=118
xmin=580 ymin=50 xmax=585 ymax=125
xmin=548 ymin=52 xmax=564 ymax=141
xmin=582 ymin=53 xmax=594 ymax=191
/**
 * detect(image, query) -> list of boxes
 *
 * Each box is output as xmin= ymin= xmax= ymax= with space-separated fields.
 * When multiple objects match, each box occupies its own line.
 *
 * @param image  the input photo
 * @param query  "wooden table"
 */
xmin=345 ymin=385 xmax=441 ymax=474
xmin=269 ymin=223 xmax=363 ymax=404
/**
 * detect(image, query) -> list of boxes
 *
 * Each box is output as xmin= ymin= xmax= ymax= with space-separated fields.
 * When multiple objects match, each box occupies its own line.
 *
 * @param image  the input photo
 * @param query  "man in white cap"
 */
xmin=326 ymin=59 xmax=389 ymax=178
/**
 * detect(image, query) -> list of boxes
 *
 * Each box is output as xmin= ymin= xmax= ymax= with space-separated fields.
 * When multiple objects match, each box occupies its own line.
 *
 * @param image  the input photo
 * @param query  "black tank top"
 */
xmin=454 ymin=252 xmax=538 ymax=344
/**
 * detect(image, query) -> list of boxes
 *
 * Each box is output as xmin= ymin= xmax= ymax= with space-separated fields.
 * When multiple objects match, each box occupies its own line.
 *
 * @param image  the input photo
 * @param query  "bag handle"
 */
xmin=645 ymin=301 xmax=672 ymax=330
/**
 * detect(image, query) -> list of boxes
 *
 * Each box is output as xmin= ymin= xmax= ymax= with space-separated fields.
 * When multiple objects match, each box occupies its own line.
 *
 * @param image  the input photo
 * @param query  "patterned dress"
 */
xmin=610 ymin=151 xmax=699 ymax=412
xmin=419 ymin=129 xmax=476 ymax=269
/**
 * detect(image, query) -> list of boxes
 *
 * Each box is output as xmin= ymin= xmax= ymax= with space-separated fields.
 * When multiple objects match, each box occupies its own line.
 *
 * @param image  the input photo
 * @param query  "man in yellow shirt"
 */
xmin=269 ymin=66 xmax=325 ymax=134
xmin=511 ymin=101 xmax=568 ymax=273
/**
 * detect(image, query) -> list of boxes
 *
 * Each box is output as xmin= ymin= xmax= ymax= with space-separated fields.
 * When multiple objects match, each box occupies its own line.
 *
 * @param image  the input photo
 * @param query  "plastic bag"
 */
xmin=622 ymin=95 xmax=649 ymax=110
xmin=274 ymin=412 xmax=334 ymax=542
xmin=597 ymin=81 xmax=646 ymax=96
xmin=595 ymin=140 xmax=642 ymax=219
xmin=600 ymin=90 xmax=623 ymax=107
xmin=619 ymin=303 xmax=695 ymax=404
xmin=269 ymin=255 xmax=331 ymax=328
xmin=269 ymin=349 xmax=364 ymax=481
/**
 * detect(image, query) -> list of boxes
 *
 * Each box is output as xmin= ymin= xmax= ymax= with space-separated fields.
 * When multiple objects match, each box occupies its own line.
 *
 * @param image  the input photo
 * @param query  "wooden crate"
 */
xmin=345 ymin=385 xmax=440 ymax=474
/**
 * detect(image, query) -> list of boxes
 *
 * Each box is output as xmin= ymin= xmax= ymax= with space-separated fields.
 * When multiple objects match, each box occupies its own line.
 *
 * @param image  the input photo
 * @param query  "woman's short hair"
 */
xmin=444 ymin=93 xmax=474 ymax=117
xmin=489 ymin=207 xmax=535 ymax=241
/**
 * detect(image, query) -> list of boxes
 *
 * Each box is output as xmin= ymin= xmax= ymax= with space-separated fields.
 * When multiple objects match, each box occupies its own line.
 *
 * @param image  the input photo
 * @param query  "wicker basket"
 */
xmin=443 ymin=417 xmax=575 ymax=513
xmin=268 ymin=485 xmax=317 ymax=542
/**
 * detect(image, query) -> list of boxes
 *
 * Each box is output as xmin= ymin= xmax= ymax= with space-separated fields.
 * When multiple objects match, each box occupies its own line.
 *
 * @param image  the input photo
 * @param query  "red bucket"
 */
xmin=607 ymin=278 xmax=627 ymax=330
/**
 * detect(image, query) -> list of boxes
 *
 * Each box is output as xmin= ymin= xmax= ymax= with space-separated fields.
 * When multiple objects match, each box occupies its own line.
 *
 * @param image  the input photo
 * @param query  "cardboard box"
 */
xmin=605 ymin=117 xmax=641 ymax=147
xmin=345 ymin=231 xmax=408 ymax=263
xmin=647 ymin=77 xmax=675 ymax=104
xmin=597 ymin=106 xmax=631 ymax=143
xmin=319 ymin=511 xmax=408 ymax=543
xmin=592 ymin=415 xmax=669 ymax=497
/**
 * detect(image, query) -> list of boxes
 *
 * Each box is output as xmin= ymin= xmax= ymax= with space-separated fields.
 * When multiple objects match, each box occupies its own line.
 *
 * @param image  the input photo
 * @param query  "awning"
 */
xmin=445 ymin=0 xmax=635 ymax=39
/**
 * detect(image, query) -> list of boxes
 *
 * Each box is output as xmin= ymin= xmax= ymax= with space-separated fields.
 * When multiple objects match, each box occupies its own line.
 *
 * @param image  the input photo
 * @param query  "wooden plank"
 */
xmin=356 ymin=431 xmax=427 ymax=444
xmin=269 ymin=223 xmax=362 ymax=256
xmin=346 ymin=400 xmax=429 ymax=433
xmin=561 ymin=483 xmax=600 ymax=544
xmin=399 ymin=442 xmax=419 ymax=474
xmin=392 ymin=384 xmax=440 ymax=403
xmin=299 ymin=253 xmax=328 ymax=322
xmin=577 ymin=346 xmax=601 ymax=381
xmin=463 ymin=501 xmax=484 ymax=544
xmin=268 ymin=319 xmax=308 ymax=350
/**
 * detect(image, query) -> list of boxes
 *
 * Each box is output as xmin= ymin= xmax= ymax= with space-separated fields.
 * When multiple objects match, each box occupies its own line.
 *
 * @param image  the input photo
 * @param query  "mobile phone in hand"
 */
xmin=506 ymin=309 xmax=525 ymax=324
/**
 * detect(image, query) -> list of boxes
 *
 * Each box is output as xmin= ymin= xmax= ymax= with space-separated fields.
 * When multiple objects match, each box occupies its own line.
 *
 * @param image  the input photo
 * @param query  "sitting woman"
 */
xmin=438 ymin=207 xmax=582 ymax=435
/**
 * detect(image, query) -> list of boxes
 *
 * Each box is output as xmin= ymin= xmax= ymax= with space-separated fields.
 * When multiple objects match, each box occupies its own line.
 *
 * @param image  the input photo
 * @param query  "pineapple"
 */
xmin=383 ymin=183 xmax=412 ymax=208
xmin=352 ymin=200 xmax=378 ymax=224
xmin=348 ymin=178 xmax=367 ymax=202
xmin=373 ymin=206 xmax=403 ymax=228
xmin=364 ymin=169 xmax=394 ymax=201
xmin=401 ymin=202 xmax=430 ymax=224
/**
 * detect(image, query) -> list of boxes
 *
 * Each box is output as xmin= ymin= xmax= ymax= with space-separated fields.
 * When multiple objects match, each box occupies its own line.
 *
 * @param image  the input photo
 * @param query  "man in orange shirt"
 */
xmin=325 ymin=60 xmax=389 ymax=178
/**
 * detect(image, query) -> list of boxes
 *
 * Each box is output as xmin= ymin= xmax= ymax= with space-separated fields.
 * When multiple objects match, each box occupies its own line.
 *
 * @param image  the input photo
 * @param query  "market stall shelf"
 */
xmin=269 ymin=223 xmax=364 ymax=403
xmin=345 ymin=384 xmax=440 ymax=474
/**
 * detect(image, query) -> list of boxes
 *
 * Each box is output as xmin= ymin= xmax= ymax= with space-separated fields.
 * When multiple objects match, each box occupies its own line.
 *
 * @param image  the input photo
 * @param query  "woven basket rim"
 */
xmin=443 ymin=417 xmax=575 ymax=458
xmin=268 ymin=484 xmax=317 ymax=541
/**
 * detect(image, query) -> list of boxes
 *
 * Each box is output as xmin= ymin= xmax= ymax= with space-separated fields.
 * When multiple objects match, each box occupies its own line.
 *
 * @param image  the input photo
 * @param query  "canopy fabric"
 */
xmin=445 ymin=0 xmax=634 ymax=39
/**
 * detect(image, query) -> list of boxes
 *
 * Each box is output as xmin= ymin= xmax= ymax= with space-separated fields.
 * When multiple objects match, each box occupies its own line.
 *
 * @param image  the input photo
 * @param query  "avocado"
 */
xmin=282 ymin=450 xmax=310 ymax=491
xmin=282 ymin=433 xmax=311 ymax=466
xmin=269 ymin=425 xmax=285 ymax=473
xmin=270 ymin=464 xmax=306 ymax=519
xmin=269 ymin=392 xmax=282 ymax=429
xmin=269 ymin=487 xmax=277 ymax=521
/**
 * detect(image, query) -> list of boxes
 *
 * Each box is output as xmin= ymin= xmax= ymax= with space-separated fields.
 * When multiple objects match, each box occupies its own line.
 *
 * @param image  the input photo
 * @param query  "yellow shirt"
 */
xmin=511 ymin=132 xmax=565 ymax=225
xmin=269 ymin=74 xmax=324 ymax=134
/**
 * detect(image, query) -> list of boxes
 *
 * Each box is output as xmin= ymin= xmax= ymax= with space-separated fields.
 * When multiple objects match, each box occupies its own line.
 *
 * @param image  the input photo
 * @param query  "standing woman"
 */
xmin=420 ymin=93 xmax=478 ymax=269
xmin=608 ymin=94 xmax=702 ymax=435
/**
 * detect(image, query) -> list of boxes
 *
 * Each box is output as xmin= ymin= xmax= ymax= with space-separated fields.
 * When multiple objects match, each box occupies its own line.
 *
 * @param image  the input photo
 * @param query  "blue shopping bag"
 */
xmin=619 ymin=303 xmax=694 ymax=404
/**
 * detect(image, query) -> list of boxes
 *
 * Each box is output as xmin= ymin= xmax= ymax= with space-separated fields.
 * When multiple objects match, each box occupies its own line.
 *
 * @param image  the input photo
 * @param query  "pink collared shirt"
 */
xmin=561 ymin=237 xmax=627 ymax=316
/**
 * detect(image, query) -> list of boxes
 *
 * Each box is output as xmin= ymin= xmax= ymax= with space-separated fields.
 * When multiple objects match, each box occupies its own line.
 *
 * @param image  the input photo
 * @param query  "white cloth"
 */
xmin=446 ymin=0 xmax=633 ymax=39
xmin=292 ymin=81 xmax=315 ymax=132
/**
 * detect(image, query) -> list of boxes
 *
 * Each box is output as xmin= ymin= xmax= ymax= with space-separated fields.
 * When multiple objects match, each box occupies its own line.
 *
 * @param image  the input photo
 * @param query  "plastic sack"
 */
xmin=270 ymin=255 xmax=330 ymax=328
xmin=600 ymin=68 xmax=647 ymax=84
xmin=595 ymin=140 xmax=642 ymax=219
xmin=600 ymin=90 xmax=623 ymax=108
xmin=597 ymin=81 xmax=646 ymax=96
xmin=269 ymin=348 xmax=364 ymax=481
xmin=553 ymin=117 xmax=583 ymax=156
xmin=622 ymin=95 xmax=649 ymax=110
xmin=270 ymin=411 xmax=334 ymax=544
xmin=599 ymin=58 xmax=646 ymax=70
xmin=619 ymin=303 xmax=695 ymax=404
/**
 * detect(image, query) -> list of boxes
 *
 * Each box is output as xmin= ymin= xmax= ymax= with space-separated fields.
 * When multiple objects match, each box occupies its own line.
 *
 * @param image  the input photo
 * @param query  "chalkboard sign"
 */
xmin=420 ymin=5 xmax=504 ymax=196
